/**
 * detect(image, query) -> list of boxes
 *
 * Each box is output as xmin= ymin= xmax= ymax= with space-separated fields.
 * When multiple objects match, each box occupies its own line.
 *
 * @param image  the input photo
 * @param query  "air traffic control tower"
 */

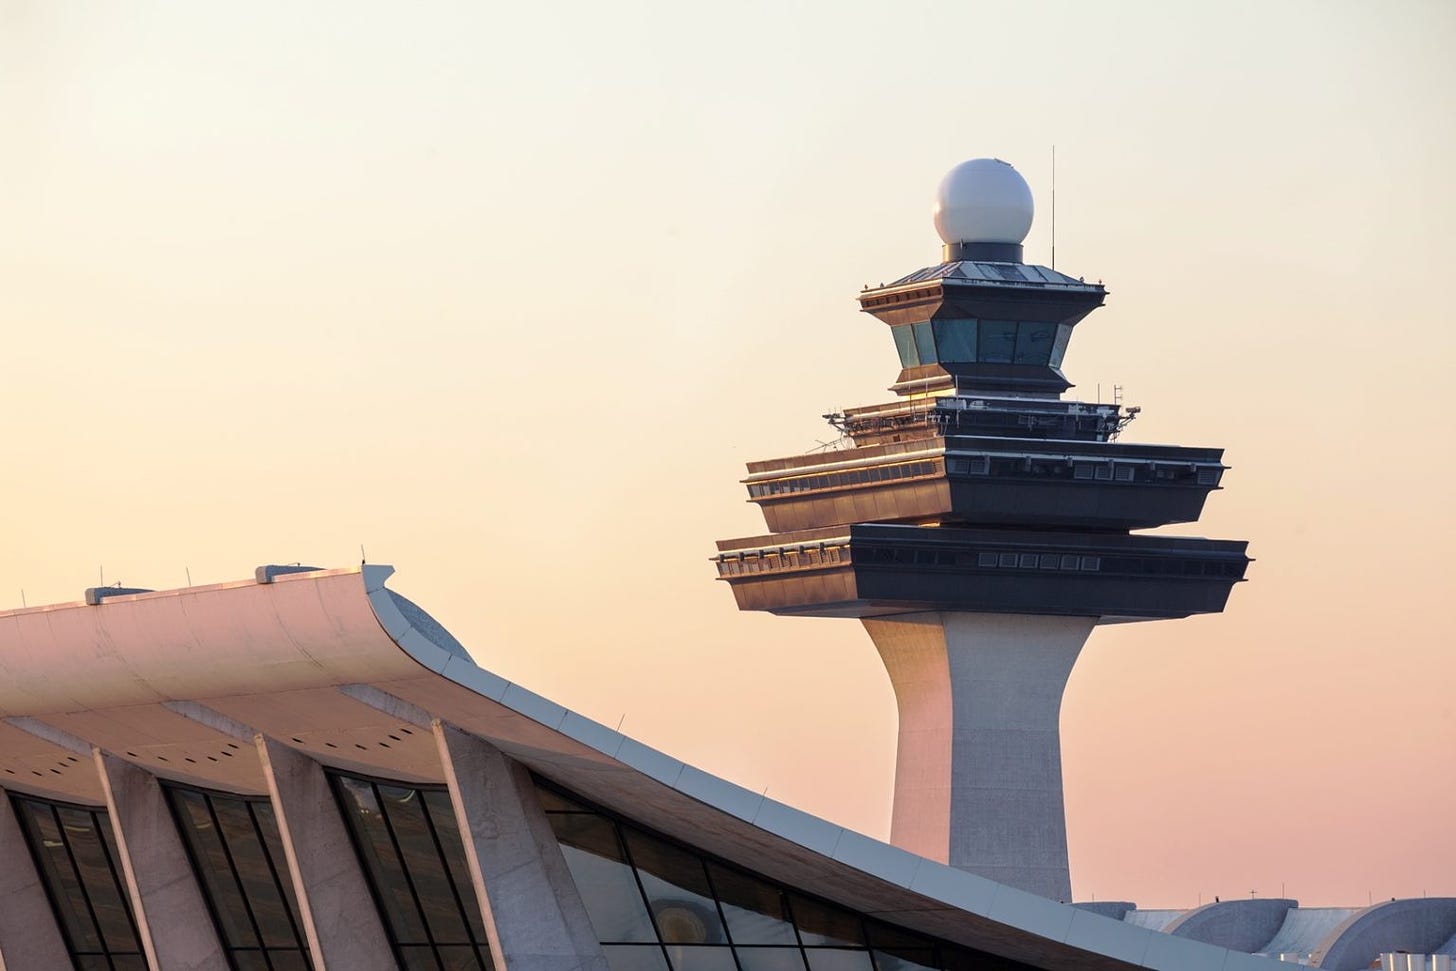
xmin=713 ymin=159 xmax=1250 ymax=903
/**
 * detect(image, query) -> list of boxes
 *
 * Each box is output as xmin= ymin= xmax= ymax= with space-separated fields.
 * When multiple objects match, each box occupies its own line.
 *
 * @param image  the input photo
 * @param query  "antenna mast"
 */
xmin=1051 ymin=144 xmax=1056 ymax=270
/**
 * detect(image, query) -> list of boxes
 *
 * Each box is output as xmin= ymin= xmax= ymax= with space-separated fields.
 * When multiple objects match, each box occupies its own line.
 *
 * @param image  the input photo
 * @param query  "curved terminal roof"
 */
xmin=0 ymin=565 xmax=1282 ymax=971
xmin=0 ymin=566 xmax=1446 ymax=970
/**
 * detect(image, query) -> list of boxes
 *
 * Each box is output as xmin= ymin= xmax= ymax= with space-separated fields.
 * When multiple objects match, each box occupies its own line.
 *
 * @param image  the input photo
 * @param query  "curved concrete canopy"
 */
xmin=0 ymin=565 xmax=1289 ymax=971
xmin=1122 ymin=910 xmax=1183 ymax=932
xmin=1257 ymin=907 xmax=1359 ymax=960
xmin=1162 ymin=899 xmax=1296 ymax=953
xmin=1075 ymin=902 xmax=1136 ymax=921
xmin=1310 ymin=898 xmax=1456 ymax=971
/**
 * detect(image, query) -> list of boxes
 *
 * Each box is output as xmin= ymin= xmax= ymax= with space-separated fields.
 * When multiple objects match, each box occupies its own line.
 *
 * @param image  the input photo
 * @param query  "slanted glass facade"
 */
xmin=329 ymin=772 xmax=493 ymax=971
xmin=164 ymin=785 xmax=312 ymax=971
xmin=894 ymin=319 xmax=1071 ymax=369
xmin=10 ymin=794 xmax=146 ymax=971
xmin=537 ymin=784 xmax=1036 ymax=971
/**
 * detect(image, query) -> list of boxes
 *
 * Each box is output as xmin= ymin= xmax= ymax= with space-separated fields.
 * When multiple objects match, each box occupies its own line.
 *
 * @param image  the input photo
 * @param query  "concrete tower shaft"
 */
xmin=865 ymin=612 xmax=1094 ymax=903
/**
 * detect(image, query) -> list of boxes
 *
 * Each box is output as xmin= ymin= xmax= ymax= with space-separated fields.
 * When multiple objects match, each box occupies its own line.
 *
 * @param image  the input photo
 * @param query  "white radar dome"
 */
xmin=933 ymin=158 xmax=1034 ymax=245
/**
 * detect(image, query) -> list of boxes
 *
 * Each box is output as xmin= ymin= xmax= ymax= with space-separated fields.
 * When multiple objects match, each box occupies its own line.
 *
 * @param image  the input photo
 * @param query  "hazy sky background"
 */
xmin=2 ymin=1 xmax=1452 ymax=907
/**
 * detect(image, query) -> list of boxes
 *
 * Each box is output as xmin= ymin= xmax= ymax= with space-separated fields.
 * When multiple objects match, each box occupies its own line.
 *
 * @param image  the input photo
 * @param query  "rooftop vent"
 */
xmin=255 ymin=564 xmax=324 ymax=584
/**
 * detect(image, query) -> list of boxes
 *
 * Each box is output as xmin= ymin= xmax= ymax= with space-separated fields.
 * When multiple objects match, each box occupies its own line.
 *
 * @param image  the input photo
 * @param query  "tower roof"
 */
xmin=881 ymin=259 xmax=1097 ymax=291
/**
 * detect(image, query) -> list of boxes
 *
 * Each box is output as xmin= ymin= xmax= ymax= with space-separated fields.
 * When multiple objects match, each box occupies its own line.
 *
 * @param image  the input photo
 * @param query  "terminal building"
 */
xmin=0 ymin=161 xmax=1450 ymax=971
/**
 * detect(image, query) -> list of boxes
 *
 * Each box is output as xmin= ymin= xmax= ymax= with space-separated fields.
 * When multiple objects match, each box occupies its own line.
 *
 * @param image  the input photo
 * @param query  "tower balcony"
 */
xmin=744 ymin=436 xmax=1227 ymax=533
xmin=714 ymin=523 xmax=1249 ymax=621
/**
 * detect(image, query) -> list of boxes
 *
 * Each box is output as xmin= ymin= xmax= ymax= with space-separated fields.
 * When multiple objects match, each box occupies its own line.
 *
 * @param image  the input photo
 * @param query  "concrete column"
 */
xmin=94 ymin=751 xmax=228 ymax=971
xmin=0 ymin=788 xmax=71 ymax=971
xmin=256 ymin=734 xmax=395 ymax=971
xmin=862 ymin=611 xmax=1095 ymax=902
xmin=434 ymin=722 xmax=609 ymax=971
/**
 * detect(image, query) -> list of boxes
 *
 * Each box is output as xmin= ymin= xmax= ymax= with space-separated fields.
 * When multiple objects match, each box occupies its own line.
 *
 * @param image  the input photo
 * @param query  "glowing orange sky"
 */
xmin=1 ymin=1 xmax=1451 ymax=907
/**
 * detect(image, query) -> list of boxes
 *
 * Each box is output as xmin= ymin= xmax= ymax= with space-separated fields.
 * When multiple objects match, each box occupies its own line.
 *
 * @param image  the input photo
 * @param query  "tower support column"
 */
xmin=862 ymin=611 xmax=1094 ymax=902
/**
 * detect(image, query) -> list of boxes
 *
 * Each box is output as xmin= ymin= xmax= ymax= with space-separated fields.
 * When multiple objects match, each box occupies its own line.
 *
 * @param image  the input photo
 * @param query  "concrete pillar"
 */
xmin=0 ymin=788 xmax=71 ymax=971
xmin=862 ymin=611 xmax=1095 ymax=901
xmin=94 ymin=751 xmax=228 ymax=971
xmin=434 ymin=722 xmax=609 ymax=971
xmin=256 ymin=734 xmax=395 ymax=971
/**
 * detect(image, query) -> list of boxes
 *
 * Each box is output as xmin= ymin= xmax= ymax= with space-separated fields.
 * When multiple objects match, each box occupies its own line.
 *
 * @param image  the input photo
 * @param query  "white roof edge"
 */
xmin=0 ymin=566 xmax=364 ymax=621
xmin=361 ymin=570 xmax=1286 ymax=970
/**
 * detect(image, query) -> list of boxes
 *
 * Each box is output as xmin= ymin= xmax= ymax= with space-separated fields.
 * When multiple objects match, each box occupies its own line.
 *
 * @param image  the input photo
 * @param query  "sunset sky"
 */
xmin=1 ymin=1 xmax=1452 ymax=907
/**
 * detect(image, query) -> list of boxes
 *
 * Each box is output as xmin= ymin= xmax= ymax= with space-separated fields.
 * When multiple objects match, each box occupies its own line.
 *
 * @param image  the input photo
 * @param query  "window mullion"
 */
xmin=52 ymin=805 xmax=117 ymax=969
xmin=698 ymin=860 xmax=749 ymax=971
xmin=614 ymin=818 xmax=674 ymax=971
xmin=16 ymin=801 xmax=99 ymax=964
xmin=416 ymin=794 xmax=484 ymax=950
xmin=780 ymin=892 xmax=812 ymax=970
xmin=93 ymin=808 xmax=146 ymax=966
xmin=244 ymin=799 xmax=310 ymax=961
xmin=371 ymin=782 xmax=447 ymax=971
xmin=203 ymin=793 xmax=272 ymax=971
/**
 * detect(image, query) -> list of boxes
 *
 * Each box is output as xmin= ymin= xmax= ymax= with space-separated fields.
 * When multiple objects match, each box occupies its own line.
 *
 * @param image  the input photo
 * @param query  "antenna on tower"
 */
xmin=1051 ymin=144 xmax=1057 ymax=270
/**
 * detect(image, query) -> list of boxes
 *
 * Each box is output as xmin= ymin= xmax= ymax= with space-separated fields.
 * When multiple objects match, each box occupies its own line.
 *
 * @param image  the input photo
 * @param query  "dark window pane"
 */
xmin=666 ymin=945 xmax=738 ymax=971
xmin=865 ymin=922 xmax=933 ymax=949
xmin=335 ymin=776 xmax=431 ymax=945
xmin=708 ymin=864 xmax=796 ymax=945
xmin=252 ymin=801 xmax=306 ymax=935
xmin=978 ymin=320 xmax=1017 ymax=363
xmin=95 ymin=818 xmax=125 ymax=893
xmin=1048 ymin=323 xmax=1072 ymax=367
xmin=167 ymin=788 xmax=258 ymax=949
xmin=214 ymin=796 xmax=298 ymax=949
xmin=422 ymin=789 xmax=489 ymax=946
xmin=911 ymin=322 xmax=936 ymax=365
xmin=791 ymin=896 xmax=863 ymax=947
xmin=604 ymin=945 xmax=671 ymax=971
xmin=891 ymin=326 xmax=919 ymax=368
xmin=931 ymin=319 xmax=977 ymax=363
xmin=941 ymin=947 xmax=999 ymax=971
xmin=56 ymin=807 xmax=136 ymax=954
xmin=270 ymin=951 xmax=313 ymax=971
xmin=77 ymin=957 xmax=111 ymax=971
xmin=548 ymin=813 xmax=656 ymax=942
xmin=166 ymin=787 xmax=315 ymax=966
xmin=536 ymin=782 xmax=1039 ymax=971
xmin=109 ymin=957 xmax=148 ymax=971
xmin=623 ymin=832 xmax=726 ymax=944
xmin=438 ymin=944 xmax=488 ymax=970
xmin=379 ymin=785 xmax=472 ymax=946
xmin=735 ymin=948 xmax=808 ymax=971
xmin=804 ymin=951 xmax=874 ymax=971
xmin=536 ymin=787 xmax=589 ymax=813
xmin=233 ymin=952 xmax=271 ymax=971
xmin=1013 ymin=323 xmax=1055 ymax=364
xmin=873 ymin=949 xmax=938 ymax=971
xmin=333 ymin=775 xmax=496 ymax=969
xmin=17 ymin=800 xmax=103 ymax=953
xmin=400 ymin=944 xmax=443 ymax=971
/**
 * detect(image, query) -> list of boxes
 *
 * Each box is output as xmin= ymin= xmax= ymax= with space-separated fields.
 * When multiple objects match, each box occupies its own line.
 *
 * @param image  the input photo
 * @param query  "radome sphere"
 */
xmin=932 ymin=158 xmax=1034 ymax=245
